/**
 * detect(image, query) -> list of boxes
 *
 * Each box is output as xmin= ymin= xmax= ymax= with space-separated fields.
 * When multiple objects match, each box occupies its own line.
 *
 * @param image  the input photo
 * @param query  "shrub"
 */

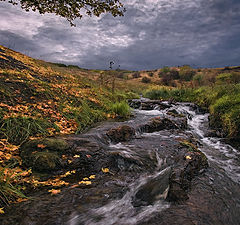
xmin=141 ymin=77 xmax=151 ymax=83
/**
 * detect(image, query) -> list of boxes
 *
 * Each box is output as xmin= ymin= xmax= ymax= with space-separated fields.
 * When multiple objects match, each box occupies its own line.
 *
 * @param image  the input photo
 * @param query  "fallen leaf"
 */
xmin=186 ymin=156 xmax=192 ymax=160
xmin=73 ymin=155 xmax=80 ymax=158
xmin=0 ymin=208 xmax=4 ymax=214
xmin=70 ymin=184 xmax=79 ymax=188
xmin=83 ymin=177 xmax=89 ymax=181
xmin=86 ymin=154 xmax=91 ymax=158
xmin=79 ymin=181 xmax=91 ymax=185
xmin=37 ymin=144 xmax=46 ymax=149
xmin=102 ymin=168 xmax=109 ymax=173
xmin=48 ymin=189 xmax=61 ymax=195
xmin=89 ymin=175 xmax=96 ymax=179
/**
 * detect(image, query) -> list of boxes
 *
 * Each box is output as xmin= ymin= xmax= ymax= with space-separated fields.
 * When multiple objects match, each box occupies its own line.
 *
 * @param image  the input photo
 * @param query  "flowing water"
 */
xmin=1 ymin=101 xmax=239 ymax=225
xmin=68 ymin=101 xmax=240 ymax=225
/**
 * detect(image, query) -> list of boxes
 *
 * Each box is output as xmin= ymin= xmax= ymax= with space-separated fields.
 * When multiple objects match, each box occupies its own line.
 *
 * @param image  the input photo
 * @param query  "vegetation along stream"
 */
xmin=1 ymin=99 xmax=239 ymax=225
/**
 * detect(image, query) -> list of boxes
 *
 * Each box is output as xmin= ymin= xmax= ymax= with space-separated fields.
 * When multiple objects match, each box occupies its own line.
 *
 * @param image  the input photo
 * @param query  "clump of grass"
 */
xmin=0 ymin=117 xmax=56 ymax=145
xmin=144 ymin=87 xmax=196 ymax=102
xmin=111 ymin=101 xmax=131 ymax=118
xmin=125 ymin=91 xmax=140 ymax=99
xmin=0 ymin=166 xmax=26 ymax=206
xmin=74 ymin=101 xmax=106 ymax=133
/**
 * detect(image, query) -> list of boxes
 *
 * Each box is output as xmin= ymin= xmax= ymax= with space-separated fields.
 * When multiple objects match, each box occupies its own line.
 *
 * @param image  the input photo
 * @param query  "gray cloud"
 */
xmin=0 ymin=0 xmax=239 ymax=70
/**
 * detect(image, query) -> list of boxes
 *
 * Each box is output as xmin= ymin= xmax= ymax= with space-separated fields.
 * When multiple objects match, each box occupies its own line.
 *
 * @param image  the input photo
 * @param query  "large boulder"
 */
xmin=168 ymin=151 xmax=208 ymax=202
xmin=138 ymin=117 xmax=179 ymax=133
xmin=20 ymin=138 xmax=69 ymax=172
xmin=106 ymin=125 xmax=135 ymax=142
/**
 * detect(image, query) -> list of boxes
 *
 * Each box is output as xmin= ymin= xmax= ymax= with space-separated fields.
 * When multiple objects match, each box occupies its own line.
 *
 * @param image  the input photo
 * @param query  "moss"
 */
xmin=31 ymin=152 xmax=60 ymax=172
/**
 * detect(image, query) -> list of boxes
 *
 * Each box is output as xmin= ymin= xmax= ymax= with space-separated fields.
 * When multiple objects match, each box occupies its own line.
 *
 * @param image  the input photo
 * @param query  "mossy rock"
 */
xmin=20 ymin=138 xmax=69 ymax=172
xmin=21 ymin=138 xmax=69 ymax=155
xmin=30 ymin=151 xmax=60 ymax=172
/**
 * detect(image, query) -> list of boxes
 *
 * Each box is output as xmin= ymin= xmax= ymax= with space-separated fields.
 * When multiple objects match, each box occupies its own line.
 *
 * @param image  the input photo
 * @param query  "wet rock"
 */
xmin=20 ymin=138 xmax=69 ymax=172
xmin=132 ymin=167 xmax=172 ymax=207
xmin=167 ymin=109 xmax=185 ymax=118
xmin=109 ymin=152 xmax=144 ymax=172
xmin=128 ymin=99 xmax=172 ymax=110
xmin=128 ymin=99 xmax=141 ymax=109
xmin=167 ymin=168 xmax=189 ymax=201
xmin=140 ymin=102 xmax=155 ymax=110
xmin=138 ymin=117 xmax=179 ymax=133
xmin=168 ymin=151 xmax=208 ymax=202
xmin=106 ymin=125 xmax=135 ymax=142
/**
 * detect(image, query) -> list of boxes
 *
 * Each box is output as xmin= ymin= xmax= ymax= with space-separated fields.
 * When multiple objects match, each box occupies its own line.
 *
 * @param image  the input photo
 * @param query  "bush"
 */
xmin=141 ymin=77 xmax=151 ymax=83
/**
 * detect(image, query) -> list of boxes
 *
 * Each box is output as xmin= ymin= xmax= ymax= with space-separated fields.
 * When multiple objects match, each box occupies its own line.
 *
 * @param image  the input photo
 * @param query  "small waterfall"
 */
xmin=174 ymin=103 xmax=240 ymax=184
xmin=68 ymin=168 xmax=170 ymax=225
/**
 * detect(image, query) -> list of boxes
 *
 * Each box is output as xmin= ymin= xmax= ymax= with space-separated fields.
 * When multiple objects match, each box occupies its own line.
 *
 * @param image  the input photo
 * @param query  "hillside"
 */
xmin=0 ymin=45 xmax=152 ymax=207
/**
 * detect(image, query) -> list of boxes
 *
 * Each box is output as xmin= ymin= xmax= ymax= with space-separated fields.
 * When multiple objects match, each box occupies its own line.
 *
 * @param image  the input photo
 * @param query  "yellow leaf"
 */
xmin=79 ymin=181 xmax=91 ymax=185
xmin=37 ymin=144 xmax=46 ymax=149
xmin=102 ymin=168 xmax=109 ymax=173
xmin=89 ymin=175 xmax=96 ymax=179
xmin=73 ymin=155 xmax=80 ymax=158
xmin=83 ymin=177 xmax=89 ymax=181
xmin=65 ymin=171 xmax=71 ymax=176
xmin=0 ymin=208 xmax=5 ymax=214
xmin=186 ymin=155 xmax=192 ymax=160
xmin=48 ymin=189 xmax=61 ymax=195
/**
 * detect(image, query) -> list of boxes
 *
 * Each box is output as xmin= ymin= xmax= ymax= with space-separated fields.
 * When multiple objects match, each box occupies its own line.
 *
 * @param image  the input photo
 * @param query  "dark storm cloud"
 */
xmin=0 ymin=0 xmax=239 ymax=70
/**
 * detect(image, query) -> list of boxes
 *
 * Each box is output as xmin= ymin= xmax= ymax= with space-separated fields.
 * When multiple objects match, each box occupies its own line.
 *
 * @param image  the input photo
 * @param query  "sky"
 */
xmin=0 ymin=0 xmax=240 ymax=70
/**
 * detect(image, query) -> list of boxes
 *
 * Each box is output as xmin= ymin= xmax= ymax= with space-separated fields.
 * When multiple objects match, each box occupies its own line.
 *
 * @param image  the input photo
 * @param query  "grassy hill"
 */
xmin=0 ymin=45 xmax=152 ymax=207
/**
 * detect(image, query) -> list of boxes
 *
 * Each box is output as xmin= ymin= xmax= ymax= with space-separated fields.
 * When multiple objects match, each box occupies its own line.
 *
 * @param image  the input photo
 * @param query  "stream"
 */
xmin=1 ymin=100 xmax=239 ymax=225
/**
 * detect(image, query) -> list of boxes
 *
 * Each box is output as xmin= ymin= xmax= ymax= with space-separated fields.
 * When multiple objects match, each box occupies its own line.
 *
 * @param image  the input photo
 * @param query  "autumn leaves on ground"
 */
xmin=0 ymin=45 xmax=144 ymax=212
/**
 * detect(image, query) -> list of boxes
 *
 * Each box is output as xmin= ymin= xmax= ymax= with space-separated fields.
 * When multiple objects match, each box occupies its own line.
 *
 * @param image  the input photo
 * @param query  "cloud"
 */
xmin=0 ymin=0 xmax=239 ymax=70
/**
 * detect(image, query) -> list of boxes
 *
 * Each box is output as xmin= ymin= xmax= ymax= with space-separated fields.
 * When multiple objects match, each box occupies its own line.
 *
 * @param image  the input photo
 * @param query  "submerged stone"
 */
xmin=132 ymin=167 xmax=172 ymax=207
xmin=106 ymin=125 xmax=135 ymax=143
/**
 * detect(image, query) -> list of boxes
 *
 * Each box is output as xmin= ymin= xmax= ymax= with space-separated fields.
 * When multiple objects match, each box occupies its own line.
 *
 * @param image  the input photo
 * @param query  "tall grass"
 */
xmin=0 ymin=166 xmax=26 ymax=206
xmin=143 ymin=84 xmax=240 ymax=138
xmin=111 ymin=101 xmax=131 ymax=118
xmin=0 ymin=117 xmax=55 ymax=145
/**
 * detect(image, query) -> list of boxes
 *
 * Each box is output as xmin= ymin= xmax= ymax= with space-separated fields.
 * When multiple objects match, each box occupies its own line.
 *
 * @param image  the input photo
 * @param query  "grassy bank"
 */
xmin=0 ymin=45 xmax=145 ymax=207
xmin=144 ymin=84 xmax=240 ymax=138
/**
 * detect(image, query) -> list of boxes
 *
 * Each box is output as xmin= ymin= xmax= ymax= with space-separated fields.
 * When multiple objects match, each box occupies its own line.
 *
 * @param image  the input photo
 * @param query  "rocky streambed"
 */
xmin=1 ymin=99 xmax=239 ymax=225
